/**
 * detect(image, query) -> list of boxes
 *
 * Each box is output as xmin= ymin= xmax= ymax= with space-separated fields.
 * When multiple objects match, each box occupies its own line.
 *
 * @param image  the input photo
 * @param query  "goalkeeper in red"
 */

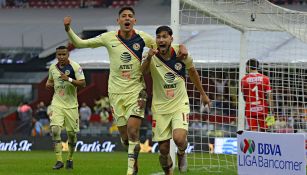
xmin=63 ymin=6 xmax=188 ymax=175
xmin=46 ymin=46 xmax=86 ymax=170
xmin=241 ymin=58 xmax=273 ymax=132
xmin=141 ymin=26 xmax=210 ymax=175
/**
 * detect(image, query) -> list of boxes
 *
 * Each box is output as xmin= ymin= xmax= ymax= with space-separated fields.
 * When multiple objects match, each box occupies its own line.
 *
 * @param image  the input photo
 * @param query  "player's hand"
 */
xmin=148 ymin=45 xmax=158 ymax=58
xmin=137 ymin=90 xmax=147 ymax=110
xmin=201 ymin=94 xmax=211 ymax=109
xmin=265 ymin=115 xmax=275 ymax=126
xmin=46 ymin=80 xmax=54 ymax=90
xmin=177 ymin=44 xmax=188 ymax=60
xmin=59 ymin=73 xmax=69 ymax=81
xmin=64 ymin=16 xmax=72 ymax=32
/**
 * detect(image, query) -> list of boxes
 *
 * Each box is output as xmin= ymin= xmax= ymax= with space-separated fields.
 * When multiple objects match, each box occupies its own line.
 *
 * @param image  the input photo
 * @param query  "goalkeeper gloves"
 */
xmin=265 ymin=115 xmax=275 ymax=126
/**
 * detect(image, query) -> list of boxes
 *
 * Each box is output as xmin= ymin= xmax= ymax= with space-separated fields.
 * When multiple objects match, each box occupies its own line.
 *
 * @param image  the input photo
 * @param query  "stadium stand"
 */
xmin=1 ymin=0 xmax=140 ymax=8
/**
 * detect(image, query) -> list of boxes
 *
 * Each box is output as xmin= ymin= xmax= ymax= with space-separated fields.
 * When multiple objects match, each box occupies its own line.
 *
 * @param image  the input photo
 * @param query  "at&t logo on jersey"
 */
xmin=163 ymin=72 xmax=177 ymax=89
xmin=120 ymin=52 xmax=132 ymax=63
xmin=119 ymin=52 xmax=133 ymax=71
xmin=164 ymin=72 xmax=175 ymax=83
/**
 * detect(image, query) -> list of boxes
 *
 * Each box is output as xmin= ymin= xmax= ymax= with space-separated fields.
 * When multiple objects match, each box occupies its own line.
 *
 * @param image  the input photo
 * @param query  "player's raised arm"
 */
xmin=64 ymin=16 xmax=105 ymax=48
xmin=188 ymin=66 xmax=211 ymax=108
xmin=141 ymin=46 xmax=158 ymax=74
xmin=177 ymin=44 xmax=188 ymax=60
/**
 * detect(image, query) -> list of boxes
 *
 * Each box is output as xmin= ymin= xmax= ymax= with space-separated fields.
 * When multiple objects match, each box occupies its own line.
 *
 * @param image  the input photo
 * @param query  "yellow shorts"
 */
xmin=109 ymin=90 xmax=146 ymax=127
xmin=152 ymin=110 xmax=189 ymax=142
xmin=49 ymin=105 xmax=79 ymax=132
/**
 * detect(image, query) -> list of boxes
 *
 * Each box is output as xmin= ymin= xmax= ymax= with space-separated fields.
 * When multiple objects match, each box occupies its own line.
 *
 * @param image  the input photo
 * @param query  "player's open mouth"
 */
xmin=124 ymin=22 xmax=130 ymax=27
xmin=159 ymin=44 xmax=167 ymax=49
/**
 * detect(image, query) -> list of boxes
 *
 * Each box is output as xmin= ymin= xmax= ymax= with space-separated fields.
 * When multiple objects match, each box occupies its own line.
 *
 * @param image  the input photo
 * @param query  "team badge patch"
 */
xmin=65 ymin=70 xmax=70 ymax=75
xmin=133 ymin=43 xmax=140 ymax=51
xmin=175 ymin=62 xmax=182 ymax=71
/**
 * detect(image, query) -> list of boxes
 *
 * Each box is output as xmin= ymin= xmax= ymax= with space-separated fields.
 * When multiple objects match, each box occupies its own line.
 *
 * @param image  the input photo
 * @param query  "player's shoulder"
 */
xmin=171 ymin=44 xmax=180 ymax=53
xmin=49 ymin=63 xmax=57 ymax=70
xmin=69 ymin=59 xmax=81 ymax=68
xmin=261 ymin=74 xmax=270 ymax=79
xmin=96 ymin=31 xmax=116 ymax=38
xmin=261 ymin=74 xmax=270 ymax=81
xmin=241 ymin=74 xmax=249 ymax=80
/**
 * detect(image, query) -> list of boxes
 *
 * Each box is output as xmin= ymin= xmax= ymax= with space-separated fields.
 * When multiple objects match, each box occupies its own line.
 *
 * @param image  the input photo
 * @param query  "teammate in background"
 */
xmin=46 ymin=46 xmax=86 ymax=170
xmin=63 ymin=7 xmax=188 ymax=175
xmin=241 ymin=58 xmax=273 ymax=132
xmin=141 ymin=26 xmax=210 ymax=174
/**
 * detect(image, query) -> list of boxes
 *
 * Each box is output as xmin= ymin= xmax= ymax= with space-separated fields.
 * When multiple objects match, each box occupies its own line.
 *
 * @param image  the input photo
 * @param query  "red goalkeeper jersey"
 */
xmin=241 ymin=73 xmax=272 ymax=117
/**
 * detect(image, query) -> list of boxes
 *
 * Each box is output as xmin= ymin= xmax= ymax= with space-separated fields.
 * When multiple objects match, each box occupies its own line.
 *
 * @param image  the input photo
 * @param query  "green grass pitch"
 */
xmin=0 ymin=151 xmax=237 ymax=175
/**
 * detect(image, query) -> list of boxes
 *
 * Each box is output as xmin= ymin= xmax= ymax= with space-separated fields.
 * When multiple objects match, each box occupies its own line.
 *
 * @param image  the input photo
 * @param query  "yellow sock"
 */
xmin=127 ymin=141 xmax=140 ymax=175
xmin=54 ymin=141 xmax=63 ymax=162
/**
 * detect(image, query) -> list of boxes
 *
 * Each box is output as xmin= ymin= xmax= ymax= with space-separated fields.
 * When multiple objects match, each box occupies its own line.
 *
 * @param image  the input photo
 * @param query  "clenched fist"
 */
xmin=63 ymin=16 xmax=72 ymax=32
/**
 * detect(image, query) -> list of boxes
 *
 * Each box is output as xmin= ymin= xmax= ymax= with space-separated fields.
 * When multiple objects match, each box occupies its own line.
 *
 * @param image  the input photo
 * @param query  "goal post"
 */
xmin=173 ymin=0 xmax=307 ymax=173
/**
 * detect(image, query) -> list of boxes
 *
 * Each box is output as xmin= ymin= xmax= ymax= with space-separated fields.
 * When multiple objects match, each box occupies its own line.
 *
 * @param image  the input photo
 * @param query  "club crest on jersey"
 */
xmin=65 ymin=70 xmax=70 ymax=75
xmin=174 ymin=62 xmax=182 ymax=71
xmin=133 ymin=43 xmax=140 ymax=51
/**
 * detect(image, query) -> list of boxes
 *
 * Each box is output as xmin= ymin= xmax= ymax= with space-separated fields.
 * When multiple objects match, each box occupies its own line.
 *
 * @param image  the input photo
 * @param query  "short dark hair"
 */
xmin=56 ymin=46 xmax=68 ymax=50
xmin=118 ymin=6 xmax=135 ymax=16
xmin=246 ymin=58 xmax=259 ymax=70
xmin=156 ymin=26 xmax=173 ymax=36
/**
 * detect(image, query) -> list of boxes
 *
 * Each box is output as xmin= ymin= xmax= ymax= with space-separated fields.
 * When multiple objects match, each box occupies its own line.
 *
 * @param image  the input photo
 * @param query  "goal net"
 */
xmin=178 ymin=0 xmax=307 ymax=173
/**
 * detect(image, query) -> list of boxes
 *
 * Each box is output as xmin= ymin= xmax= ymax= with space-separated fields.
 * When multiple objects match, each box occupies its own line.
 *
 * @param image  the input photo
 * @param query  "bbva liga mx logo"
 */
xmin=240 ymin=139 xmax=255 ymax=154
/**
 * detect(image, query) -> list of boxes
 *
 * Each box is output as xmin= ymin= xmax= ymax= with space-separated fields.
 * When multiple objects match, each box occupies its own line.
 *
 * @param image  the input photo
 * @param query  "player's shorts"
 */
xmin=109 ymin=90 xmax=146 ymax=127
xmin=246 ymin=114 xmax=267 ymax=131
xmin=152 ymin=110 xmax=189 ymax=142
xmin=49 ymin=105 xmax=79 ymax=132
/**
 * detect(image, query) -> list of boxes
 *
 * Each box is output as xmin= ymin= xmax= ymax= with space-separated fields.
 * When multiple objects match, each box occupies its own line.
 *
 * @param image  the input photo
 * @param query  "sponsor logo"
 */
xmin=120 ymin=52 xmax=132 ymax=63
xmin=75 ymin=141 xmax=116 ymax=152
xmin=238 ymin=138 xmax=304 ymax=172
xmin=240 ymin=139 xmax=255 ymax=154
xmin=119 ymin=64 xmax=133 ymax=70
xmin=164 ymin=72 xmax=175 ymax=83
xmin=0 ymin=140 xmax=32 ymax=151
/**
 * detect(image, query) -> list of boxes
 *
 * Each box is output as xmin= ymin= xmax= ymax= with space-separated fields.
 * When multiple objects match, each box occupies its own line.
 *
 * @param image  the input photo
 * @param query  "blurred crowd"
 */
xmin=0 ymin=0 xmax=138 ymax=8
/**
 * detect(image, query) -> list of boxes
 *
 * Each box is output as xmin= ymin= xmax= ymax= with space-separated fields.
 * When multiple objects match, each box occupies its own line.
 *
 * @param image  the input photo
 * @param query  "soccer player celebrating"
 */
xmin=241 ymin=58 xmax=273 ymax=132
xmin=141 ymin=26 xmax=210 ymax=175
xmin=46 ymin=46 xmax=86 ymax=170
xmin=63 ymin=7 xmax=188 ymax=175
